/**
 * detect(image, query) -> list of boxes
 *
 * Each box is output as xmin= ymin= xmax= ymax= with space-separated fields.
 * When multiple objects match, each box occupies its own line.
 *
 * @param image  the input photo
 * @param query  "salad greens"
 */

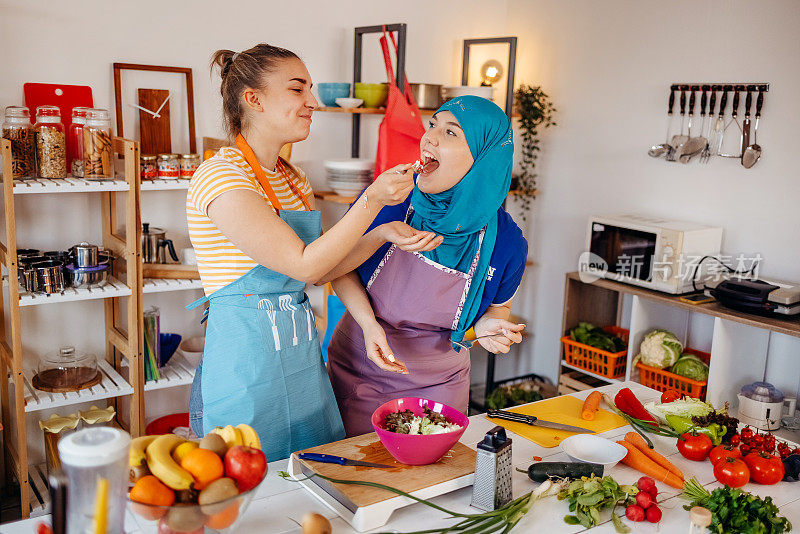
xmin=644 ymin=397 xmax=714 ymax=422
xmin=680 ymin=478 xmax=792 ymax=533
xmin=558 ymin=475 xmax=638 ymax=533
xmin=569 ymin=322 xmax=627 ymax=353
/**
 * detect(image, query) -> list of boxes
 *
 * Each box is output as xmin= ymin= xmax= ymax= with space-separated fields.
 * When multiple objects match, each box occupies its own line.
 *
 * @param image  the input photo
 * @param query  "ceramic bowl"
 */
xmin=354 ymin=83 xmax=388 ymax=108
xmin=317 ymin=83 xmax=351 ymax=107
xmin=177 ymin=336 xmax=205 ymax=368
xmin=335 ymin=97 xmax=363 ymax=109
xmin=559 ymin=434 xmax=627 ymax=469
xmin=371 ymin=397 xmax=469 ymax=465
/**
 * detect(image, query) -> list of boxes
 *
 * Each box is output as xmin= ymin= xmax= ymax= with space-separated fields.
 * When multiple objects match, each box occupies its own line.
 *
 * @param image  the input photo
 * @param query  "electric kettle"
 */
xmin=141 ymin=223 xmax=179 ymax=264
xmin=737 ymin=381 xmax=797 ymax=431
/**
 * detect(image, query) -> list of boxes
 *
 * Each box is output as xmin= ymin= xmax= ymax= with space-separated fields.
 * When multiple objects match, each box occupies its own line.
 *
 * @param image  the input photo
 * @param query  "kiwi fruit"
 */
xmin=199 ymin=433 xmax=227 ymax=457
xmin=166 ymin=505 xmax=205 ymax=532
xmin=199 ymin=477 xmax=239 ymax=514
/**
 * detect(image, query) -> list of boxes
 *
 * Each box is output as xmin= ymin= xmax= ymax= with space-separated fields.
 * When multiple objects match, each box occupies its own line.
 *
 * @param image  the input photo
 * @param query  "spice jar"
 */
xmin=157 ymin=153 xmax=180 ymax=179
xmin=2 ymin=106 xmax=36 ymax=179
xmin=68 ymin=106 xmax=90 ymax=177
xmin=180 ymin=153 xmax=201 ymax=178
xmin=140 ymin=155 xmax=157 ymax=180
xmin=34 ymin=106 xmax=67 ymax=179
xmin=83 ymin=108 xmax=113 ymax=180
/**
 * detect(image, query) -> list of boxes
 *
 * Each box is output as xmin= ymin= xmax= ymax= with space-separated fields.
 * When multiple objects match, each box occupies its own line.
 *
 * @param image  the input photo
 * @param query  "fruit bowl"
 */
xmin=371 ymin=397 xmax=469 ymax=466
xmin=127 ymin=475 xmax=264 ymax=533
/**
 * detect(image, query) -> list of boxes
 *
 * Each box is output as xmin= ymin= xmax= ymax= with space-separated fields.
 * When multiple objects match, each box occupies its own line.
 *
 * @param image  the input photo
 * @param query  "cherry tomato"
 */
xmin=713 ymin=457 xmax=750 ymax=487
xmin=677 ymin=432 xmax=714 ymax=461
xmin=730 ymin=434 xmax=741 ymax=447
xmin=660 ymin=389 xmax=682 ymax=403
xmin=793 ymin=448 xmax=800 ymax=456
xmin=709 ymin=444 xmax=743 ymax=466
xmin=764 ymin=435 xmax=776 ymax=453
xmin=740 ymin=444 xmax=752 ymax=455
xmin=753 ymin=434 xmax=765 ymax=448
xmin=741 ymin=427 xmax=754 ymax=439
xmin=743 ymin=452 xmax=785 ymax=485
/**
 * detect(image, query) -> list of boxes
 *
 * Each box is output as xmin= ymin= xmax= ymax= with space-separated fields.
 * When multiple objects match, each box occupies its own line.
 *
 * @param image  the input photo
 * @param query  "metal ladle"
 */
xmin=649 ymin=88 xmax=676 ymax=158
xmin=742 ymin=88 xmax=764 ymax=169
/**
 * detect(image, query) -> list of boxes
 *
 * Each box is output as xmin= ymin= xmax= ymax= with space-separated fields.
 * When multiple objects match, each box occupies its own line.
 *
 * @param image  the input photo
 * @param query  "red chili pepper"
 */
xmin=614 ymin=388 xmax=658 ymax=424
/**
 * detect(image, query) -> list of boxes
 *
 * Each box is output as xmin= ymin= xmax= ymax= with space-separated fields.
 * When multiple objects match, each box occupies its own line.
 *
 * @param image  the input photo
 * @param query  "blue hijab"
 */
xmin=409 ymin=96 xmax=513 ymax=347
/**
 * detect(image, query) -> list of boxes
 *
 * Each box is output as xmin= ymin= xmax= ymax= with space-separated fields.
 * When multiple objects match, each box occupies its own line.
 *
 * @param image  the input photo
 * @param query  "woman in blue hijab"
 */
xmin=324 ymin=96 xmax=528 ymax=436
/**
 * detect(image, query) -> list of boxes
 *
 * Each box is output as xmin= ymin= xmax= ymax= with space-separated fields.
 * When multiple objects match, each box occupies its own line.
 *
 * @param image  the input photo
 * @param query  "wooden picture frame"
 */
xmin=112 ymin=63 xmax=197 ymax=153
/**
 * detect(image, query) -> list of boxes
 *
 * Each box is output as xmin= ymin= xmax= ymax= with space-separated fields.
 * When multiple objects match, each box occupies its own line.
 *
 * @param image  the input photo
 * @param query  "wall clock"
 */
xmin=112 ymin=63 xmax=197 ymax=154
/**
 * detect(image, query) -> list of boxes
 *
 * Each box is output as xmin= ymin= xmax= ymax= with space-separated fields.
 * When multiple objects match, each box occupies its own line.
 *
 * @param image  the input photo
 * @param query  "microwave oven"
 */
xmin=584 ymin=215 xmax=724 ymax=294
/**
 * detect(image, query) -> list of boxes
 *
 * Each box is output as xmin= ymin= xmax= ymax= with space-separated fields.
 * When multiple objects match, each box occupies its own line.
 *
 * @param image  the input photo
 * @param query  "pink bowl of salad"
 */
xmin=371 ymin=397 xmax=469 ymax=465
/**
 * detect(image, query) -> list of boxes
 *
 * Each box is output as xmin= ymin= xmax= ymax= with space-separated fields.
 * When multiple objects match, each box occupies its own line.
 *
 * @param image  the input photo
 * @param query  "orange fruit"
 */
xmin=130 ymin=475 xmax=175 ymax=520
xmin=205 ymin=502 xmax=239 ymax=530
xmin=180 ymin=447 xmax=224 ymax=490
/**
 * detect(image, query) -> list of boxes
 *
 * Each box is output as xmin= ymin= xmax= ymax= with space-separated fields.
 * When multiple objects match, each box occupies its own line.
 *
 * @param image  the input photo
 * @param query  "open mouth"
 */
xmin=419 ymin=151 xmax=440 ymax=174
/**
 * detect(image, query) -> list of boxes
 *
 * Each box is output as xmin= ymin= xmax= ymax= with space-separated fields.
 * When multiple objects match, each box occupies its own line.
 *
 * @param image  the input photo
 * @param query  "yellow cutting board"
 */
xmin=486 ymin=395 xmax=627 ymax=448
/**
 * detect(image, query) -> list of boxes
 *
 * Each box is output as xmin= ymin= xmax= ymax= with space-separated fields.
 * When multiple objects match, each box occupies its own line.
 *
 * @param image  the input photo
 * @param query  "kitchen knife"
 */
xmin=486 ymin=409 xmax=595 ymax=434
xmin=298 ymin=453 xmax=394 ymax=469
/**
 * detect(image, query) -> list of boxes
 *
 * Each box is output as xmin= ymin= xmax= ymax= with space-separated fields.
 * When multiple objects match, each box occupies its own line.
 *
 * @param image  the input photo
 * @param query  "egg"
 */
xmin=301 ymin=512 xmax=332 ymax=534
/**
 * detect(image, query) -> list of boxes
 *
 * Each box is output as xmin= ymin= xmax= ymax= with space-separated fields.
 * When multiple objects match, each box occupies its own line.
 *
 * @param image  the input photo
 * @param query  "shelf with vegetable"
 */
xmin=562 ymin=322 xmax=629 ymax=379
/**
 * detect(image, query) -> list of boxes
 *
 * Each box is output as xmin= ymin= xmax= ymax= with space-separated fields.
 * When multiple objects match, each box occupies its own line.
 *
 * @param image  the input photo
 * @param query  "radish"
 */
xmin=637 ymin=476 xmax=658 ymax=497
xmin=625 ymin=504 xmax=646 ymax=522
xmin=646 ymin=505 xmax=662 ymax=523
xmin=636 ymin=491 xmax=653 ymax=509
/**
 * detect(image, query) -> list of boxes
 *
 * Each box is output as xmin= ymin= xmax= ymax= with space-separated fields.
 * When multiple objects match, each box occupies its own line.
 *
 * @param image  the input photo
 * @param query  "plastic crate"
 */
xmin=561 ymin=326 xmax=629 ymax=379
xmin=636 ymin=348 xmax=711 ymax=400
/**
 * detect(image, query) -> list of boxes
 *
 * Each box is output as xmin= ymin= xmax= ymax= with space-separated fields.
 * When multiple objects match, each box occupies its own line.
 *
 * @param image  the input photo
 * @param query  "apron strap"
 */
xmin=186 ymin=295 xmax=209 ymax=310
xmin=235 ymin=134 xmax=311 ymax=211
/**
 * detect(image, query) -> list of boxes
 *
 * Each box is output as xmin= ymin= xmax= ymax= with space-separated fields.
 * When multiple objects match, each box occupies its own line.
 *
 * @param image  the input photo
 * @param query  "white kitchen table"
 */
xmin=3 ymin=382 xmax=800 ymax=534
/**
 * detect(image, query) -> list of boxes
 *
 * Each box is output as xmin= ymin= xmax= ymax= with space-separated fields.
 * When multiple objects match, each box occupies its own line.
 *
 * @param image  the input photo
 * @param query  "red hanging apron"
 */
xmin=373 ymin=26 xmax=426 ymax=178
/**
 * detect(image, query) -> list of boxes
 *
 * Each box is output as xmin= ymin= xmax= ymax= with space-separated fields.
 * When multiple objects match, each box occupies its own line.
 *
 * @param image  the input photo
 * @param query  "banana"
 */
xmin=236 ymin=424 xmax=261 ymax=450
xmin=172 ymin=441 xmax=199 ymax=464
xmin=129 ymin=435 xmax=158 ymax=467
xmin=145 ymin=434 xmax=195 ymax=490
xmin=211 ymin=425 xmax=244 ymax=448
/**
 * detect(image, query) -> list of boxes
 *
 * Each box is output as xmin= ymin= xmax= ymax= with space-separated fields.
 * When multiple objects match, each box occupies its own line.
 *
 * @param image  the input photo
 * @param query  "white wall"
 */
xmin=505 ymin=0 xmax=800 ymax=383
xmin=2 ymin=0 xmax=799 ymax=424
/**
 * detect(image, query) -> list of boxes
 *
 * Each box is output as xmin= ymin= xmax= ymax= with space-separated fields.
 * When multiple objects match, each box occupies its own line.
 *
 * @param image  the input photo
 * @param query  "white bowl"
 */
xmin=560 ymin=434 xmax=627 ymax=469
xmin=442 ymin=85 xmax=494 ymax=102
xmin=335 ymin=97 xmax=364 ymax=109
xmin=177 ymin=336 xmax=204 ymax=368
xmin=324 ymin=158 xmax=374 ymax=172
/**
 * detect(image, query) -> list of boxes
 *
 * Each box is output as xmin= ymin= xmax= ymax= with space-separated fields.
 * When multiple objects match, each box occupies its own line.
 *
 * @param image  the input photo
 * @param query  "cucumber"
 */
xmin=526 ymin=462 xmax=604 ymax=482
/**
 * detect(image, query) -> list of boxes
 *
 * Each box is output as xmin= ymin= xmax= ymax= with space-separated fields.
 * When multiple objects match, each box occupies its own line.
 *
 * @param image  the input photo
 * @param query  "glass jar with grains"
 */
xmin=34 ymin=105 xmax=67 ymax=179
xmin=68 ymin=106 xmax=90 ymax=178
xmin=2 ymin=106 xmax=36 ymax=179
xmin=83 ymin=108 xmax=113 ymax=180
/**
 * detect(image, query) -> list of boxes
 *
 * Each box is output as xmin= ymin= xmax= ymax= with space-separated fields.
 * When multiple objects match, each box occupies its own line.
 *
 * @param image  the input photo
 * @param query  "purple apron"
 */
xmin=327 ymin=208 xmax=484 ymax=436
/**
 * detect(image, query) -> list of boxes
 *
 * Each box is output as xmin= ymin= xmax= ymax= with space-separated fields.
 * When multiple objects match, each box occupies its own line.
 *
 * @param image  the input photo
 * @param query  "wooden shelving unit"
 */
xmin=558 ymin=272 xmax=800 ymax=407
xmin=0 ymin=137 xmax=143 ymax=518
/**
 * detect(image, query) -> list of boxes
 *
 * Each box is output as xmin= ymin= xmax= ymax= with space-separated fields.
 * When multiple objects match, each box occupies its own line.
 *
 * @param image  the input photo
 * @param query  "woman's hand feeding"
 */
xmin=366 ymin=163 xmax=416 ymax=207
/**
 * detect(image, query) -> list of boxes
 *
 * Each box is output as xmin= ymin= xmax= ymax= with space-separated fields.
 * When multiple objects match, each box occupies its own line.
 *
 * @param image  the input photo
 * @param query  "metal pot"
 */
xmin=65 ymin=263 xmax=108 ymax=288
xmin=71 ymin=243 xmax=99 ymax=268
xmin=34 ymin=260 xmax=64 ymax=294
xmin=142 ymin=223 xmax=179 ymax=264
xmin=44 ymin=250 xmax=72 ymax=264
xmin=410 ymin=83 xmax=443 ymax=110
xmin=18 ymin=255 xmax=47 ymax=291
xmin=17 ymin=248 xmax=41 ymax=258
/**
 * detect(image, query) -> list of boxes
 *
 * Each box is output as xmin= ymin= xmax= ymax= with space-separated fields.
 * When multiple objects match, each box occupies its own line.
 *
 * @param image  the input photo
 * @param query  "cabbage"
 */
xmin=671 ymin=353 xmax=709 ymax=381
xmin=644 ymin=397 xmax=714 ymax=422
xmin=635 ymin=329 xmax=683 ymax=369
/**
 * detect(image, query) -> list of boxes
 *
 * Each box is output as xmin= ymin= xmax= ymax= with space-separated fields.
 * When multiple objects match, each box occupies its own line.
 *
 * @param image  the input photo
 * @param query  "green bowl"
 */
xmin=354 ymin=83 xmax=388 ymax=108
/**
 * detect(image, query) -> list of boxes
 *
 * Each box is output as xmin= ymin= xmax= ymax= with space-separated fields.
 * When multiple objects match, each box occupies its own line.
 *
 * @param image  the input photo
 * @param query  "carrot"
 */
xmin=617 ymin=440 xmax=684 ymax=489
xmin=582 ymin=391 xmax=602 ymax=420
xmin=623 ymin=432 xmax=684 ymax=481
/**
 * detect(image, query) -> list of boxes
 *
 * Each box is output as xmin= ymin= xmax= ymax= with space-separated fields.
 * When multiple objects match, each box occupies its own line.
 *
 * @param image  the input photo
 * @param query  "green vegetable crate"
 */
xmin=636 ymin=348 xmax=711 ymax=400
xmin=561 ymin=326 xmax=629 ymax=379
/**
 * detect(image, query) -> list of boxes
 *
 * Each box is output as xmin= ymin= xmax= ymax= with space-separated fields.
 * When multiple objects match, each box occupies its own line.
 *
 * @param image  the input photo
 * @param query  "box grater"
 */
xmin=470 ymin=425 xmax=513 ymax=511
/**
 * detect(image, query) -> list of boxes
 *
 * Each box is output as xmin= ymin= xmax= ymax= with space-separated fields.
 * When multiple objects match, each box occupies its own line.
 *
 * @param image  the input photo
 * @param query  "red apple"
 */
xmin=224 ymin=445 xmax=267 ymax=492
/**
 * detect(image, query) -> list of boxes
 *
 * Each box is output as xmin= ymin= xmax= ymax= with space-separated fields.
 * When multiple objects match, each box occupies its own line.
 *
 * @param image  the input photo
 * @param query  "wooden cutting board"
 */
xmin=293 ymin=432 xmax=476 ymax=509
xmin=142 ymin=263 xmax=200 ymax=279
xmin=486 ymin=395 xmax=627 ymax=448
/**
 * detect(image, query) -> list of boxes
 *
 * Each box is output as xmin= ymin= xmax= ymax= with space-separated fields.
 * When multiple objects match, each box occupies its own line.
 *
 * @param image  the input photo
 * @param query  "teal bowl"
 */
xmin=317 ymin=83 xmax=351 ymax=107
xmin=354 ymin=83 xmax=388 ymax=108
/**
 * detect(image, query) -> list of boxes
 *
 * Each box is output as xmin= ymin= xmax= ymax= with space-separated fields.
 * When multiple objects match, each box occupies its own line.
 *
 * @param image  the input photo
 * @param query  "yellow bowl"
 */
xmin=354 ymin=83 xmax=388 ymax=108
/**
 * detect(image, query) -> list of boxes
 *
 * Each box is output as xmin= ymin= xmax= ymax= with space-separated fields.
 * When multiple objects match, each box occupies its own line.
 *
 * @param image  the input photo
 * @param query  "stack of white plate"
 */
xmin=324 ymin=159 xmax=374 ymax=196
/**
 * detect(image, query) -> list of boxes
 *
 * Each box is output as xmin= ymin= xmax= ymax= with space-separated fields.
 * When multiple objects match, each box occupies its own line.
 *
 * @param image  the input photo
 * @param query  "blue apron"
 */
xmin=187 ymin=208 xmax=345 ymax=461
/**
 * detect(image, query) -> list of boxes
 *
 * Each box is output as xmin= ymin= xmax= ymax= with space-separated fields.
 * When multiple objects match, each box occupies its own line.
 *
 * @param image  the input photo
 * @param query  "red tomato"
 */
xmin=713 ymin=457 xmax=750 ymax=487
xmin=709 ymin=444 xmax=743 ymax=466
xmin=660 ymin=389 xmax=682 ymax=403
xmin=740 ymin=427 xmax=754 ymax=439
xmin=743 ymin=452 xmax=785 ymax=485
xmin=677 ymin=432 xmax=713 ymax=461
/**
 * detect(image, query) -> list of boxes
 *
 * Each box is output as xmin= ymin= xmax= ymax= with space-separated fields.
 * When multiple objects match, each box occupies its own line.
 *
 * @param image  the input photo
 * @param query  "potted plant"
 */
xmin=513 ymin=85 xmax=556 ymax=221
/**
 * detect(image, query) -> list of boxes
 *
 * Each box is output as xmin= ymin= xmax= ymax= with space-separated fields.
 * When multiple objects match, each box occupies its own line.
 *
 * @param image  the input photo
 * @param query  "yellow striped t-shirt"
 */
xmin=186 ymin=146 xmax=313 ymax=295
